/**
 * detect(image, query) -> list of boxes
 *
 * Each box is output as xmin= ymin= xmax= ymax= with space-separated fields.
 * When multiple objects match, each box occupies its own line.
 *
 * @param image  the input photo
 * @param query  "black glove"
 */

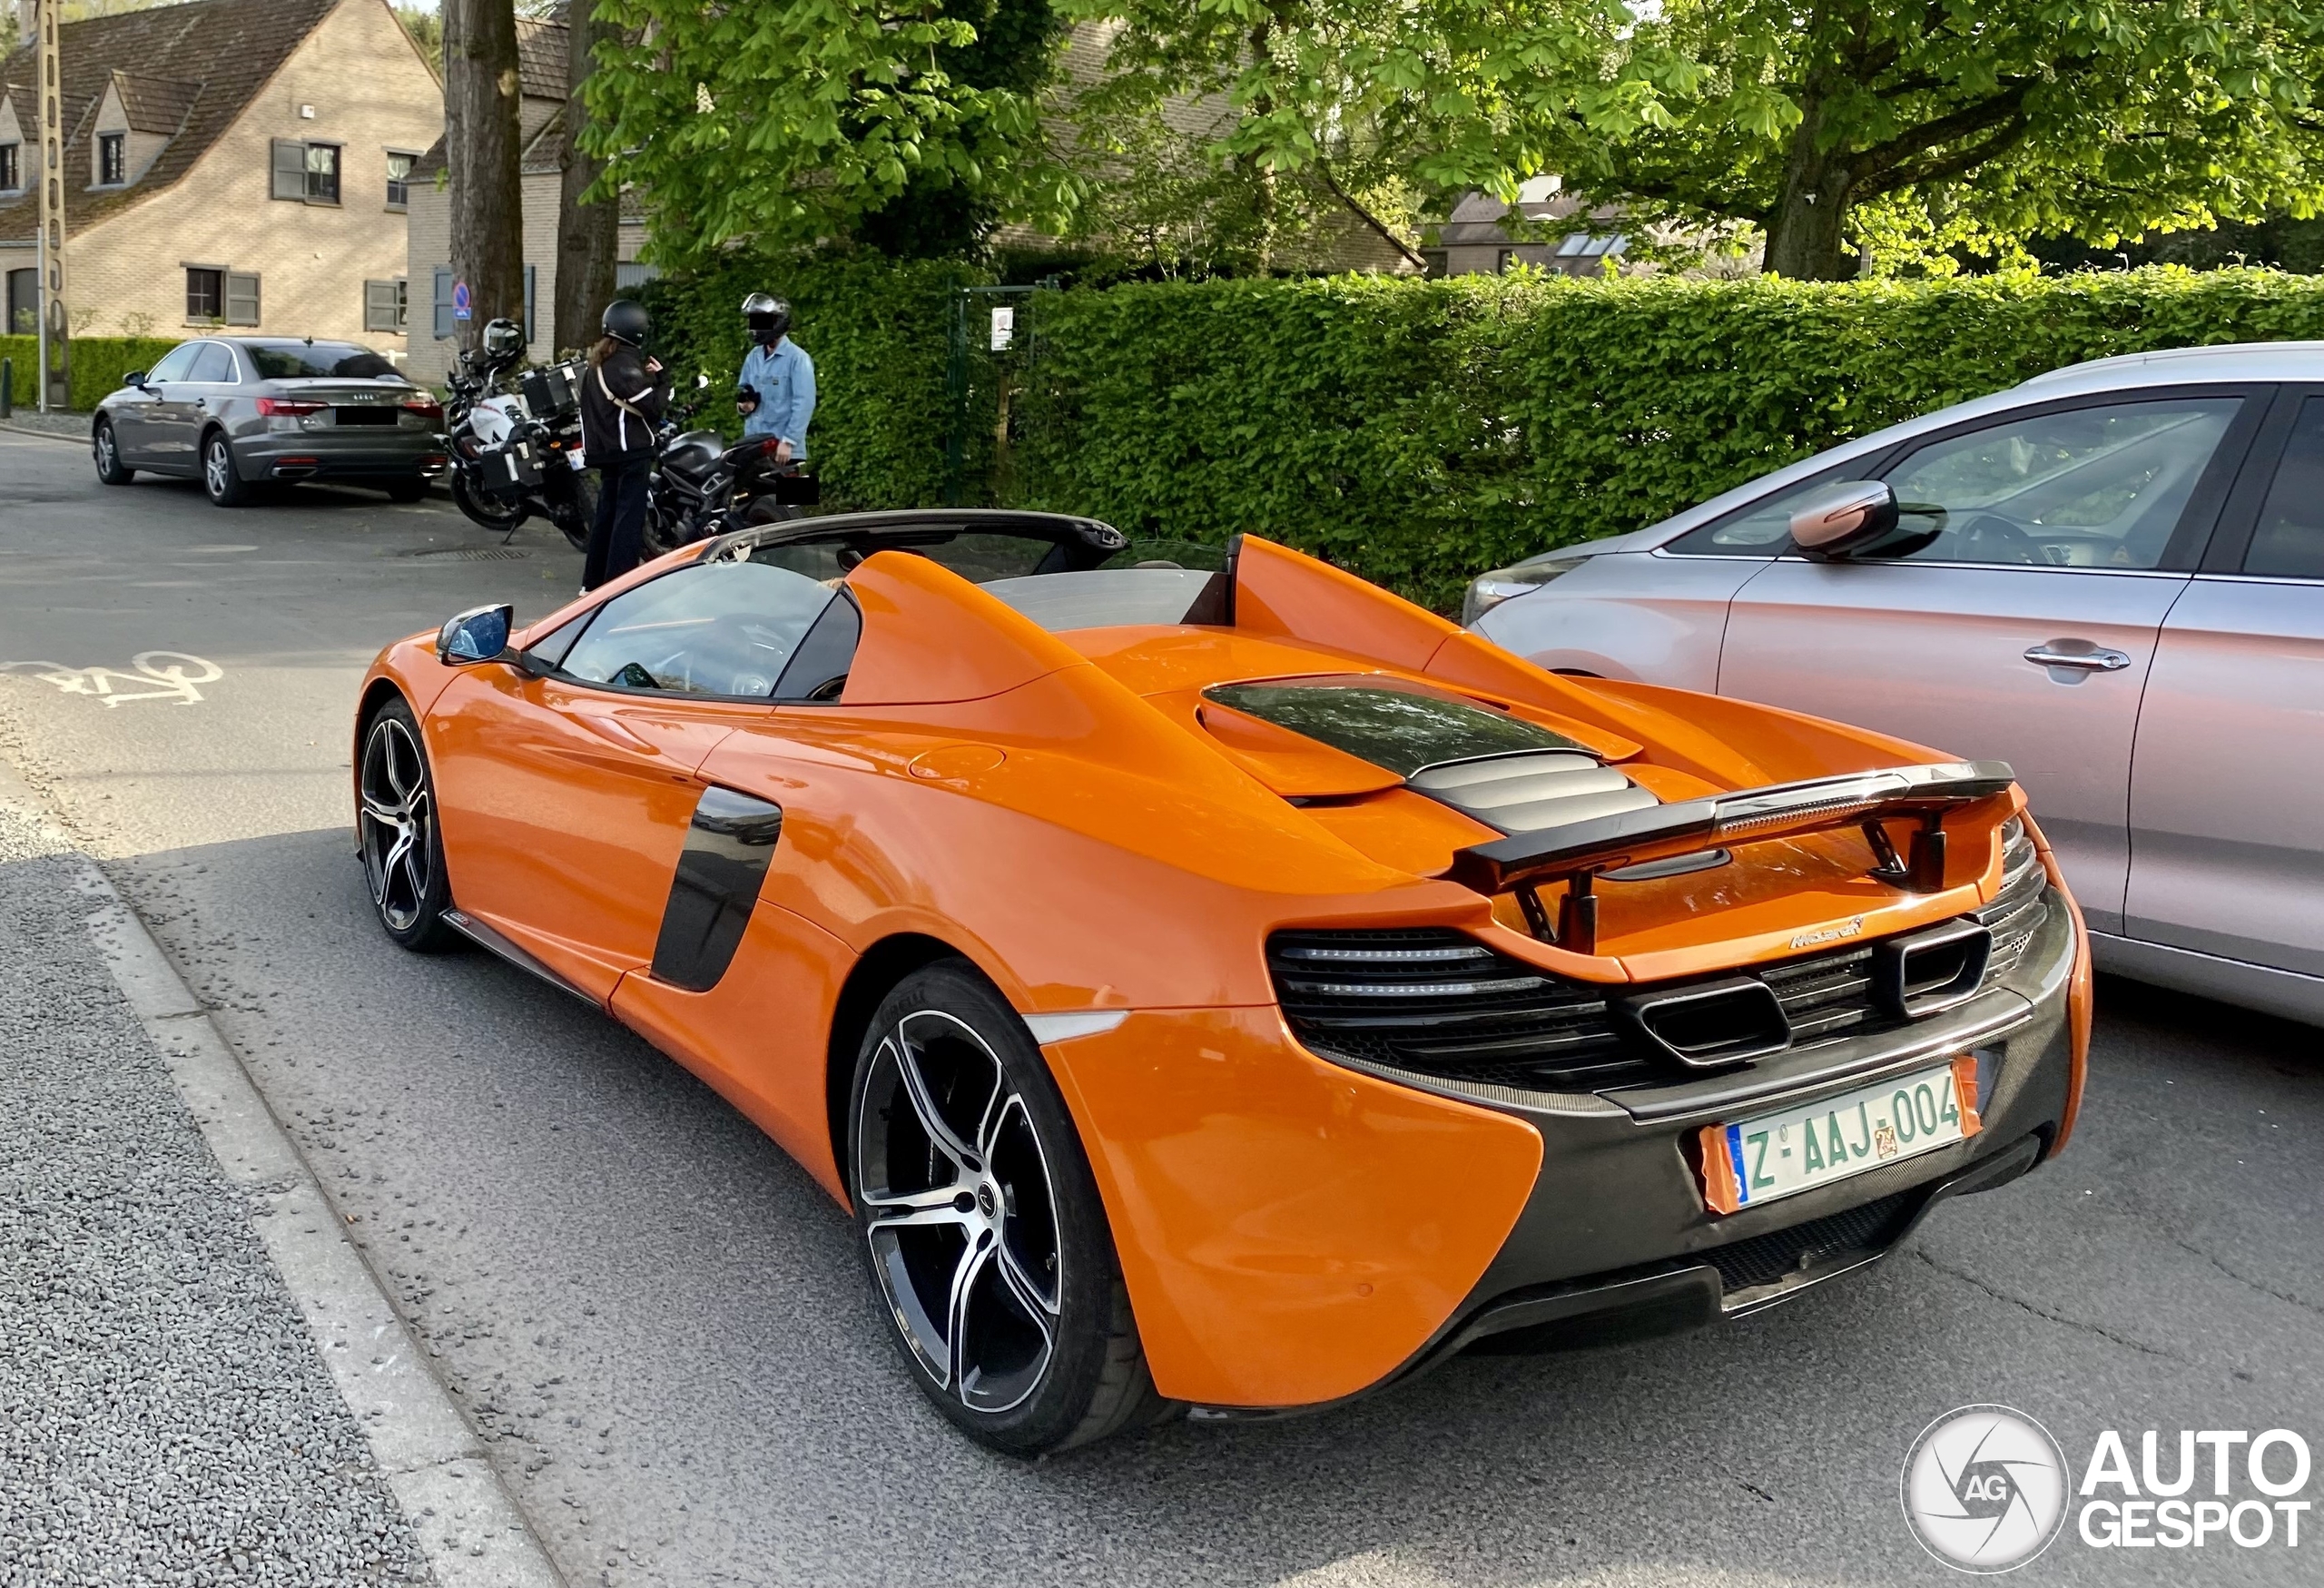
xmin=734 ymin=386 xmax=760 ymax=414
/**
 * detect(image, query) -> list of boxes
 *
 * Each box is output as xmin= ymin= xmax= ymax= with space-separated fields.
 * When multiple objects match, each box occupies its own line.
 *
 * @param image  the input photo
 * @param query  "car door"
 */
xmin=1717 ymin=387 xmax=2264 ymax=932
xmin=148 ymin=340 xmax=234 ymax=467
xmin=427 ymin=557 xmax=841 ymax=1001
xmin=2125 ymin=387 xmax=2324 ymax=978
xmin=113 ymin=340 xmax=199 ymax=463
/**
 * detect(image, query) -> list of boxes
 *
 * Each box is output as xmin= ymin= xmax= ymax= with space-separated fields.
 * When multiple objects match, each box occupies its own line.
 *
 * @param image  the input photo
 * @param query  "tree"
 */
xmin=443 ymin=0 xmax=525 ymax=350
xmin=556 ymin=0 xmax=618 ymax=350
xmin=1067 ymin=0 xmax=2324 ymax=280
xmin=580 ymin=0 xmax=1071 ymax=265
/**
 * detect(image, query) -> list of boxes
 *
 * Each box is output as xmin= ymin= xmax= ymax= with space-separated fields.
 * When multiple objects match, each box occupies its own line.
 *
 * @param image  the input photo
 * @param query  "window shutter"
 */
xmin=523 ymin=263 xmax=536 ymax=348
xmin=432 ymin=266 xmax=453 ymax=340
xmin=271 ymin=139 xmax=305 ymax=201
xmin=225 ymin=272 xmax=261 ymax=326
xmin=364 ymin=279 xmax=401 ymax=333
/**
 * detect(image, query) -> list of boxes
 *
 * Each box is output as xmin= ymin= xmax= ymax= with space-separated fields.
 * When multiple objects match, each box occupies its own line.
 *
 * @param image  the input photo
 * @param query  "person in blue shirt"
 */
xmin=734 ymin=293 xmax=815 ymax=463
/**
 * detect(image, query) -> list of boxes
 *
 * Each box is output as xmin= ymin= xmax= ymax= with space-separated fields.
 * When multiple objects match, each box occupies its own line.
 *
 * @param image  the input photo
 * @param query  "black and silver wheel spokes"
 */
xmin=204 ymin=441 xmax=231 ymax=498
xmin=857 ymin=1011 xmax=1061 ymax=1414
xmin=359 ymin=717 xmax=433 ymax=931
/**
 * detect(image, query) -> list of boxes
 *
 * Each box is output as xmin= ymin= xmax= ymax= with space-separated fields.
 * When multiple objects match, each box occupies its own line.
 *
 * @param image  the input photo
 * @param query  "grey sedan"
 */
xmin=1468 ymin=341 xmax=2324 ymax=1027
xmin=92 ymin=336 xmax=448 ymax=507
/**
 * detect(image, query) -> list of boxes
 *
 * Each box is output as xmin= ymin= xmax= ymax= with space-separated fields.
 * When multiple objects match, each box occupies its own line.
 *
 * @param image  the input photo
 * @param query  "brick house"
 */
xmin=0 ymin=0 xmax=441 ymax=356
xmin=399 ymin=14 xmax=647 ymax=387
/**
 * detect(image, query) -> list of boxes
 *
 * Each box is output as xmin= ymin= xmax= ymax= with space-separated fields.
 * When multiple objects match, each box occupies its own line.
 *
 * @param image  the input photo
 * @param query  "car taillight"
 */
xmin=256 ymin=398 xmax=326 ymax=417
xmin=402 ymin=396 xmax=444 ymax=421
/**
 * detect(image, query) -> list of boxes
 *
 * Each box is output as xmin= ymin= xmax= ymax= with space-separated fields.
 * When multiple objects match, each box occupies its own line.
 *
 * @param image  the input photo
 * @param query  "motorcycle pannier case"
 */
xmin=478 ymin=438 xmax=545 ymax=497
xmin=519 ymin=360 xmax=585 ymax=422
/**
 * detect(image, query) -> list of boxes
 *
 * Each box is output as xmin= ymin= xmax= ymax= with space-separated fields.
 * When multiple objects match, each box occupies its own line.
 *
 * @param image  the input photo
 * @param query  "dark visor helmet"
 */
xmin=743 ymin=292 xmax=792 ymax=342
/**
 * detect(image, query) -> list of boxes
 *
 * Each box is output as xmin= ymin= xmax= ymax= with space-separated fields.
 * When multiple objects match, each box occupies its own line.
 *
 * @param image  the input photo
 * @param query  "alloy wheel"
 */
xmin=203 ymin=438 xmax=231 ymax=498
xmin=856 ymin=1010 xmax=1063 ymax=1414
xmin=359 ymin=715 xmax=434 ymax=932
xmin=94 ymin=425 xmax=117 ymax=475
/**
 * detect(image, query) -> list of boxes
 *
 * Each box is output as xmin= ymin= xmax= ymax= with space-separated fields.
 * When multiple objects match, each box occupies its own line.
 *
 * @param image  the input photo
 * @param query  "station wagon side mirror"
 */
xmin=437 ymin=603 xmax=515 ymax=666
xmin=123 ymin=370 xmax=149 ymax=390
xmin=1788 ymin=480 xmax=1898 ymax=558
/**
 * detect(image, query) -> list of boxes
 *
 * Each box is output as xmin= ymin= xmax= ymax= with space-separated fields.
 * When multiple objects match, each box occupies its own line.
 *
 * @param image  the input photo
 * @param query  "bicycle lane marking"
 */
xmin=1 ymin=652 xmax=225 ymax=705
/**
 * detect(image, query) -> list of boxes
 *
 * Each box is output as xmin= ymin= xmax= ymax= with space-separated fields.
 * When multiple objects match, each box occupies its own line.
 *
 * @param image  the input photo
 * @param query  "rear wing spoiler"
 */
xmin=1441 ymin=760 xmax=2018 ymax=953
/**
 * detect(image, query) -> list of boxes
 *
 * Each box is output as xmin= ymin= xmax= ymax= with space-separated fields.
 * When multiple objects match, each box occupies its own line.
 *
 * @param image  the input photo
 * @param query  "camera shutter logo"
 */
xmin=1901 ymin=1405 xmax=2070 ymax=1572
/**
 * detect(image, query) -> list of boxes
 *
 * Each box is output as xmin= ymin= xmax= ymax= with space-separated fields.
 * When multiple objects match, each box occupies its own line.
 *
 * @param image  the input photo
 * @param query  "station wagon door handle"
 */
xmin=2024 ymin=641 xmax=2132 ymax=673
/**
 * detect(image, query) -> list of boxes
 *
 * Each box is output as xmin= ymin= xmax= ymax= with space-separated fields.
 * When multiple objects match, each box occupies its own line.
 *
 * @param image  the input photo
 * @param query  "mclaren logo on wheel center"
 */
xmin=1902 ymin=1405 xmax=2071 ymax=1572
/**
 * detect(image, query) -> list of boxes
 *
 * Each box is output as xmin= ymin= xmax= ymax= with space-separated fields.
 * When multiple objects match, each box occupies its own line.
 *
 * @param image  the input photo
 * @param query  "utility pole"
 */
xmin=31 ymin=0 xmax=68 ymax=411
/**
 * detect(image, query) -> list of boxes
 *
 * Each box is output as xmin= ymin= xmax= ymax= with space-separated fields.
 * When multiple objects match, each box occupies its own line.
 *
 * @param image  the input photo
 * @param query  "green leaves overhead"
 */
xmin=579 ymin=0 xmax=1069 ymax=262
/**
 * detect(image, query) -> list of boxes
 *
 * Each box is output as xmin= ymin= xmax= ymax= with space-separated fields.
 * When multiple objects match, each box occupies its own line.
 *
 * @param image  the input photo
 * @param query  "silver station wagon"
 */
xmin=1469 ymin=342 xmax=2324 ymax=1026
xmin=91 ymin=337 xmax=447 ymax=507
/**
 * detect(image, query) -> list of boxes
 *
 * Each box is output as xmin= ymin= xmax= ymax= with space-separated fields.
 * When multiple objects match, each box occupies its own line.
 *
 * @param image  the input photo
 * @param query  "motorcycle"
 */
xmin=641 ymin=377 xmax=818 ymax=557
xmin=442 ymin=335 xmax=597 ymax=550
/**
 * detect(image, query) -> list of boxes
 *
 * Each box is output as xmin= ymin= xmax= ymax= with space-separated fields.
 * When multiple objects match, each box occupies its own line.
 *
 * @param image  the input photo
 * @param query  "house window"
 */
xmin=271 ymin=139 xmax=341 ymax=204
xmin=1497 ymin=248 xmax=1519 ymax=273
xmin=365 ymin=278 xmax=409 ymax=333
xmin=186 ymin=267 xmax=223 ymax=322
xmin=385 ymin=151 xmax=415 ymax=210
xmin=0 ymin=143 xmax=20 ymax=192
xmin=98 ymin=133 xmax=126 ymax=186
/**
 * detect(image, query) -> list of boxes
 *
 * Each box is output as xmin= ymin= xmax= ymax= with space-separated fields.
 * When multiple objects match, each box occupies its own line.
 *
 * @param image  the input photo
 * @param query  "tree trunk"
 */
xmin=443 ymin=0 xmax=525 ymax=353
xmin=1761 ymin=94 xmax=1856 ymax=281
xmin=555 ymin=0 xmax=619 ymax=355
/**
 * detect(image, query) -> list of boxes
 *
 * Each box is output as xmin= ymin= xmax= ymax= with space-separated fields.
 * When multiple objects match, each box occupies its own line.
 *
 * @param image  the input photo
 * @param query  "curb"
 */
xmin=0 ymin=419 xmax=84 ymax=443
xmin=0 ymin=764 xmax=567 ymax=1588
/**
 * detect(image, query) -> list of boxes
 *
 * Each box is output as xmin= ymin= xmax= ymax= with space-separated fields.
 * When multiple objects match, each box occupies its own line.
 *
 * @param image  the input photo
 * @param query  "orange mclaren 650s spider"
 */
xmin=354 ymin=510 xmax=2088 ymax=1455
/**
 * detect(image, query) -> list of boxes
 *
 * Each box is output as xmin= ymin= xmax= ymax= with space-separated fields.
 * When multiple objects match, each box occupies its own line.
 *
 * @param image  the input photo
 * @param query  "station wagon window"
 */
xmin=1875 ymin=399 xmax=2240 ymax=569
xmin=2242 ymin=396 xmax=2324 ymax=579
xmin=558 ymin=562 xmax=845 ymax=698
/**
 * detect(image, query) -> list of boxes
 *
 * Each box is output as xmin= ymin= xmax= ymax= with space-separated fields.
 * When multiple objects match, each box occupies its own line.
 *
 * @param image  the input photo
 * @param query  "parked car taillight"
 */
xmin=1462 ymin=557 xmax=1586 ymax=626
xmin=256 ymin=398 xmax=327 ymax=417
xmin=402 ymin=396 xmax=444 ymax=421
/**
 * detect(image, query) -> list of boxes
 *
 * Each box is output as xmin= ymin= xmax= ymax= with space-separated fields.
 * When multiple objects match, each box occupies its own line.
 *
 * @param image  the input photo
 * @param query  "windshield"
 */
xmin=247 ymin=341 xmax=407 ymax=381
xmin=1203 ymin=677 xmax=1587 ymax=775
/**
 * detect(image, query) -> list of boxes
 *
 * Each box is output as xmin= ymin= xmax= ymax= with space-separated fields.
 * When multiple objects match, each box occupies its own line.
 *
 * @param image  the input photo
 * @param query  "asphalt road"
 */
xmin=4 ymin=423 xmax=2319 ymax=1588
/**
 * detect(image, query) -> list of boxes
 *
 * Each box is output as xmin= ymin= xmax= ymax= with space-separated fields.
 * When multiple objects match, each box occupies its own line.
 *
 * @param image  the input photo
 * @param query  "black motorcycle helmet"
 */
xmin=601 ymin=299 xmax=651 ymax=347
xmin=480 ymin=317 xmax=525 ymax=359
xmin=742 ymin=292 xmax=792 ymax=345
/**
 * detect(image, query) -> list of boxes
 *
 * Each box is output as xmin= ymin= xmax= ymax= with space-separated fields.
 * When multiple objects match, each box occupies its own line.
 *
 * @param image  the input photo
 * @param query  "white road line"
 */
xmin=0 ymin=763 xmax=570 ymax=1588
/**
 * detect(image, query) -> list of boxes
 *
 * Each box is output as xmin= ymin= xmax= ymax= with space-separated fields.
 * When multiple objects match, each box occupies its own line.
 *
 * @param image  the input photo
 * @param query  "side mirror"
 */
xmin=437 ymin=603 xmax=514 ymax=665
xmin=123 ymin=370 xmax=149 ymax=390
xmin=1788 ymin=480 xmax=1898 ymax=558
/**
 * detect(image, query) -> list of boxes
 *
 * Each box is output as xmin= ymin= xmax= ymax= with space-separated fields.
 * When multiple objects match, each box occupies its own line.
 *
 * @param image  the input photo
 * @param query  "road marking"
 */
xmin=1 ymin=650 xmax=224 ymax=705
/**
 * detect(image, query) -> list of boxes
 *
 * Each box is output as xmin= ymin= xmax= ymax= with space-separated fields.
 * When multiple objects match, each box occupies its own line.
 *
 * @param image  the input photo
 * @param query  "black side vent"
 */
xmin=1266 ymin=929 xmax=1660 ymax=1092
xmin=1700 ymin=1189 xmax=1918 ymax=1295
xmin=1978 ymin=817 xmax=2049 ymax=977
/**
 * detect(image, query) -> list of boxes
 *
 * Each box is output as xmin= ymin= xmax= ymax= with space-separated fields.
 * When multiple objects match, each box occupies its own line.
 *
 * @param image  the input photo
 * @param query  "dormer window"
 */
xmin=98 ymin=133 xmax=126 ymax=186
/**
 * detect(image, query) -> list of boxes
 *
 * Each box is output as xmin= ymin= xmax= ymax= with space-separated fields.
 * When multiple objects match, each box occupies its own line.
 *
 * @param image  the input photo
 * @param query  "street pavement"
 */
xmin=2 ymin=423 xmax=2319 ymax=1587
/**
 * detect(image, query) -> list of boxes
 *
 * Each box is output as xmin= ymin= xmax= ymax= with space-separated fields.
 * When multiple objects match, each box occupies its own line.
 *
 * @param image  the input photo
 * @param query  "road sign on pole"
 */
xmin=452 ymin=280 xmax=473 ymax=321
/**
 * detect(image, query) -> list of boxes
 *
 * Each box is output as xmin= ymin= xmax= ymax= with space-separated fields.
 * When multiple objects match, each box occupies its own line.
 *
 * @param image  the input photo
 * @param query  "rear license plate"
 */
xmin=336 ymin=407 xmax=397 ymax=426
xmin=1699 ymin=1055 xmax=1981 ymax=1215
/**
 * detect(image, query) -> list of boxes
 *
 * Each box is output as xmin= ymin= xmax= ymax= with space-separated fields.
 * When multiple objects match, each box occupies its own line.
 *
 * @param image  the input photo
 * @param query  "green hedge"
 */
xmin=0 ymin=335 xmax=185 ymax=415
xmin=635 ymin=253 xmax=994 ymax=512
xmin=1012 ymin=268 xmax=2324 ymax=611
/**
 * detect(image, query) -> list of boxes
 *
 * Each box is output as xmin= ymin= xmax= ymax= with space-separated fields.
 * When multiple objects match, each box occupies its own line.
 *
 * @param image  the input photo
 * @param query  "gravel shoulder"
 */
xmin=0 ymin=791 xmax=432 ymax=1587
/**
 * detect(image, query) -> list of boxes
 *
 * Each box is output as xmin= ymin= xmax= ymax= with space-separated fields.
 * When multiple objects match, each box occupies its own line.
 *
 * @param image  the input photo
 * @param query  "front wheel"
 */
xmin=849 ymin=962 xmax=1169 ymax=1455
xmin=357 ymin=699 xmax=459 ymax=952
xmin=201 ymin=430 xmax=250 ymax=507
xmin=449 ymin=468 xmax=527 ymax=532
xmin=93 ymin=419 xmax=135 ymax=485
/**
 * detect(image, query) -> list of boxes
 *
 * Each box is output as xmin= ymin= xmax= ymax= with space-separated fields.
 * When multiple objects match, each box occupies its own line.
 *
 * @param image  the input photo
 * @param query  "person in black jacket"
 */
xmin=578 ymin=299 xmax=672 ymax=590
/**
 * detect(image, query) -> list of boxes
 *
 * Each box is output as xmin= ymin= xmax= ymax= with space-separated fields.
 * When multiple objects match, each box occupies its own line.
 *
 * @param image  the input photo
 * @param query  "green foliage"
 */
xmin=1010 ymin=267 xmax=2324 ymax=609
xmin=0 ymin=336 xmax=185 ymax=413
xmin=580 ymin=0 xmax=1072 ymax=266
xmin=633 ymin=252 xmax=994 ymax=510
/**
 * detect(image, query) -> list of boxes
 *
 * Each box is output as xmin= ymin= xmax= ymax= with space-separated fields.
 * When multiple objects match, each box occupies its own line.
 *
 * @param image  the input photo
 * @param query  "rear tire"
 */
xmin=848 ymin=962 xmax=1171 ymax=1455
xmin=93 ymin=419 xmax=135 ymax=485
xmin=201 ymin=429 xmax=249 ymax=507
xmin=357 ymin=699 xmax=459 ymax=953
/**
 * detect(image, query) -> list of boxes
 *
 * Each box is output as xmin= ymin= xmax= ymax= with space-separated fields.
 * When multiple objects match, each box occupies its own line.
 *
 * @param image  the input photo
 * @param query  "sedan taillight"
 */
xmin=402 ymin=396 xmax=444 ymax=421
xmin=256 ymin=398 xmax=327 ymax=417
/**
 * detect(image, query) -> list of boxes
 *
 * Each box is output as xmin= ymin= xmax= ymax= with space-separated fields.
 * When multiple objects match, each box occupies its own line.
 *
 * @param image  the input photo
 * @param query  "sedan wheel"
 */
xmin=850 ymin=964 xmax=1169 ymax=1455
xmin=202 ymin=431 xmax=249 ymax=507
xmin=357 ymin=702 xmax=457 ymax=952
xmin=93 ymin=419 xmax=135 ymax=485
